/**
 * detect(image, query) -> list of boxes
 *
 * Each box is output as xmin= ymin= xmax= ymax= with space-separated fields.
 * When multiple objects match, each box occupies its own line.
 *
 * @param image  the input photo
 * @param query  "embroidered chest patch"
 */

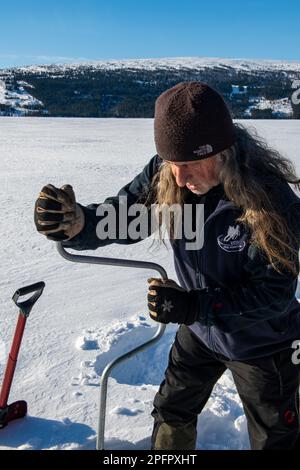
xmin=217 ymin=224 xmax=246 ymax=252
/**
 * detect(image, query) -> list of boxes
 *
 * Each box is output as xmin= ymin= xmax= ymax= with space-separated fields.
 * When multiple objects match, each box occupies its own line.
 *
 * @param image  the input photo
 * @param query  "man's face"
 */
xmin=167 ymin=154 xmax=222 ymax=195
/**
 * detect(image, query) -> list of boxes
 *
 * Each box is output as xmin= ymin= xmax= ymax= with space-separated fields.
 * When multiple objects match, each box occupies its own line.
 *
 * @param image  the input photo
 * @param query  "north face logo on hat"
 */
xmin=193 ymin=144 xmax=213 ymax=157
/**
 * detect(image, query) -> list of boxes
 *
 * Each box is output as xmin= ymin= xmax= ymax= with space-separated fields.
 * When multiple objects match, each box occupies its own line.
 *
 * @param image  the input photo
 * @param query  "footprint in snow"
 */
xmin=75 ymin=316 xmax=176 ymax=386
xmin=110 ymin=407 xmax=143 ymax=416
xmin=75 ymin=336 xmax=99 ymax=350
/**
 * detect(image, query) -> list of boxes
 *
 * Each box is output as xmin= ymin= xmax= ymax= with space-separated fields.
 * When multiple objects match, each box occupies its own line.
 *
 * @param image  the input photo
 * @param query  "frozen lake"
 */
xmin=0 ymin=117 xmax=299 ymax=450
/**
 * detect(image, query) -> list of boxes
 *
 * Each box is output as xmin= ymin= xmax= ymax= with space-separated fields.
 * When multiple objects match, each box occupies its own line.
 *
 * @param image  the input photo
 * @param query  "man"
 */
xmin=34 ymin=82 xmax=300 ymax=450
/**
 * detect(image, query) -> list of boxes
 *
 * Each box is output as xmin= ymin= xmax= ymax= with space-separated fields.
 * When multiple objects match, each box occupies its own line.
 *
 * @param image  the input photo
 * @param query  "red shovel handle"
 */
xmin=0 ymin=314 xmax=27 ymax=409
xmin=0 ymin=281 xmax=45 ymax=412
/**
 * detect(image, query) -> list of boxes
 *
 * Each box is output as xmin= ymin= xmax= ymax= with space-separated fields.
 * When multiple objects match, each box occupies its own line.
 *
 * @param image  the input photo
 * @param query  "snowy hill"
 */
xmin=0 ymin=79 xmax=44 ymax=116
xmin=7 ymin=56 xmax=300 ymax=73
xmin=0 ymin=118 xmax=299 ymax=450
xmin=0 ymin=57 xmax=299 ymax=118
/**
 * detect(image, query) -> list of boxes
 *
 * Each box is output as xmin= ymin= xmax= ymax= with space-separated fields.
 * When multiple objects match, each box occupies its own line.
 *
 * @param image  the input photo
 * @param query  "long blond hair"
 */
xmin=145 ymin=124 xmax=300 ymax=275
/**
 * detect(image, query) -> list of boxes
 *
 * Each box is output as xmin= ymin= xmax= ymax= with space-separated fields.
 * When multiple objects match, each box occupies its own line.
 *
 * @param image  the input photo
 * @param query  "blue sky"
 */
xmin=0 ymin=0 xmax=299 ymax=68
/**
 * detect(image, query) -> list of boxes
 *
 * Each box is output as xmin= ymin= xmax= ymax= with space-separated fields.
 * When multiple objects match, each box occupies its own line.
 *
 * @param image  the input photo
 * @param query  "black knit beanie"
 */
xmin=154 ymin=81 xmax=236 ymax=162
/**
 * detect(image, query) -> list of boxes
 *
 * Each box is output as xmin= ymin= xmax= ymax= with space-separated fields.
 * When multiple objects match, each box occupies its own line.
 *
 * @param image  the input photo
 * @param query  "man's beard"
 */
xmin=188 ymin=185 xmax=212 ymax=195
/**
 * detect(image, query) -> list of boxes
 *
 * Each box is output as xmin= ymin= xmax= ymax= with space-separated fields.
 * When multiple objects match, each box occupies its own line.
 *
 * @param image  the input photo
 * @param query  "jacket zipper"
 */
xmin=193 ymin=201 xmax=238 ymax=353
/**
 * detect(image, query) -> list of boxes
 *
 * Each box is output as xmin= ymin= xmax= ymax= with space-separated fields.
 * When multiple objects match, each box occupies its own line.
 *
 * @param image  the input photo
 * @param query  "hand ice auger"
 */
xmin=56 ymin=243 xmax=167 ymax=450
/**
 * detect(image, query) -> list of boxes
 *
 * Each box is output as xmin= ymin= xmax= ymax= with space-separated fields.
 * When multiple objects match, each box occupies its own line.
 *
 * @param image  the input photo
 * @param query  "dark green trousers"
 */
xmin=152 ymin=325 xmax=300 ymax=450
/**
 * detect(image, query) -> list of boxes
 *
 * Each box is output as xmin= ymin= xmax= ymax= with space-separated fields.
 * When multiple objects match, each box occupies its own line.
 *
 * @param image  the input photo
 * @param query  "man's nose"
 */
xmin=175 ymin=166 xmax=189 ymax=187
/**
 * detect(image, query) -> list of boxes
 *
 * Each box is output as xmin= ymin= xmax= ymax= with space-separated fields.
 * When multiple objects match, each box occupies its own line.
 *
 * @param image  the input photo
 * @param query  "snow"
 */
xmin=0 ymin=118 xmax=299 ymax=450
xmin=245 ymin=97 xmax=293 ymax=117
xmin=4 ymin=56 xmax=300 ymax=74
xmin=0 ymin=338 xmax=5 ymax=364
xmin=17 ymin=81 xmax=34 ymax=89
xmin=231 ymin=85 xmax=248 ymax=96
xmin=0 ymin=80 xmax=43 ymax=116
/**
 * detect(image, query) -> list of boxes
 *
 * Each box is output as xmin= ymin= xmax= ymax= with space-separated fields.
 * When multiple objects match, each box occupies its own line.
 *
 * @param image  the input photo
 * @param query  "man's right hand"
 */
xmin=34 ymin=184 xmax=85 ymax=241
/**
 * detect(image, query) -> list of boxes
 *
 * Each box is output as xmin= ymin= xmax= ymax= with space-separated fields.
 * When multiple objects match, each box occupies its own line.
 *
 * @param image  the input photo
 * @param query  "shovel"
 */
xmin=0 ymin=281 xmax=45 ymax=429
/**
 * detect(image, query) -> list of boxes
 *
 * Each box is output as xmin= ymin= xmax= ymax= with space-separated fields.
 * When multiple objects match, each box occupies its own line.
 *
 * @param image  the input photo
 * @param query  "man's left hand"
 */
xmin=147 ymin=278 xmax=200 ymax=325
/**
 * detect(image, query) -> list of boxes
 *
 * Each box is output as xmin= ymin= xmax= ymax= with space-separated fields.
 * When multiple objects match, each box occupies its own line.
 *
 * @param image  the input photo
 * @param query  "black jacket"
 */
xmin=63 ymin=155 xmax=300 ymax=360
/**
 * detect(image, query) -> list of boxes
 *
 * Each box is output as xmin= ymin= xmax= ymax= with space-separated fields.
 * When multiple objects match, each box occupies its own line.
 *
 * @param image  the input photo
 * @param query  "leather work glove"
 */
xmin=147 ymin=278 xmax=215 ymax=326
xmin=34 ymin=184 xmax=85 ymax=241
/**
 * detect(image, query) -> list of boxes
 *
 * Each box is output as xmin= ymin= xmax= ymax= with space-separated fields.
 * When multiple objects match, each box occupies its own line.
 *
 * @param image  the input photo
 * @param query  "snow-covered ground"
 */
xmin=0 ymin=118 xmax=299 ymax=450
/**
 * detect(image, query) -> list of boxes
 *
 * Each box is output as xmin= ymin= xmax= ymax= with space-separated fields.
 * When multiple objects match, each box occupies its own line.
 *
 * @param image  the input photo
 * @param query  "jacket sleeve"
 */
xmin=62 ymin=154 xmax=162 ymax=251
xmin=194 ymin=203 xmax=300 ymax=333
